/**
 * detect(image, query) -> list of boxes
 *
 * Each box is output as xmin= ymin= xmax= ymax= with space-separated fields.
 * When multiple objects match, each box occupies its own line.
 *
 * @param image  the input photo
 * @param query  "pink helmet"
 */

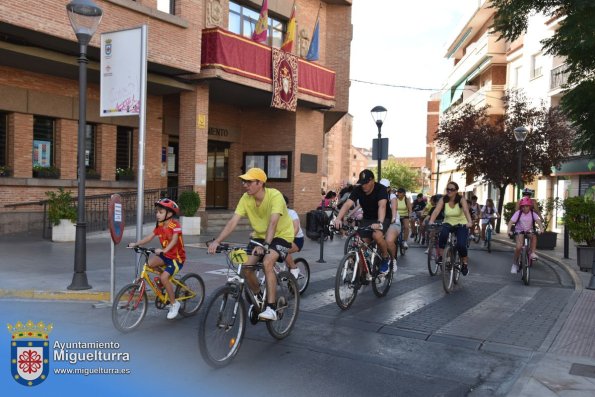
xmin=519 ymin=197 xmax=532 ymax=207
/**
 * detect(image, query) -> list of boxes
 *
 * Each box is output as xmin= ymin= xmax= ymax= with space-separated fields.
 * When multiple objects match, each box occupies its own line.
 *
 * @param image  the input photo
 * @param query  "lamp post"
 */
xmin=371 ymin=105 xmax=387 ymax=180
xmin=435 ymin=151 xmax=443 ymax=194
xmin=66 ymin=0 xmax=103 ymax=290
xmin=513 ymin=126 xmax=530 ymax=200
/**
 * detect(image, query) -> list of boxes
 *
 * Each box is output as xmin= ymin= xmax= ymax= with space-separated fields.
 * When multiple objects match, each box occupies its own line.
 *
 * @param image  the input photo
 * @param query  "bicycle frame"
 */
xmin=347 ymin=232 xmax=379 ymax=283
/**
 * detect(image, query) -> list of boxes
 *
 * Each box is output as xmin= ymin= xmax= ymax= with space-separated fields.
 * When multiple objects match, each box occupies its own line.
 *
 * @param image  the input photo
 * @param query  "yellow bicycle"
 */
xmin=112 ymin=246 xmax=205 ymax=333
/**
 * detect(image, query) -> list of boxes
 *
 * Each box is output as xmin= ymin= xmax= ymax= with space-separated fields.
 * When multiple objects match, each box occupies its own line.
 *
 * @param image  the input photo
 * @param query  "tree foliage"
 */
xmin=376 ymin=160 xmax=420 ymax=192
xmin=436 ymin=90 xmax=574 ymax=229
xmin=490 ymin=0 xmax=595 ymax=154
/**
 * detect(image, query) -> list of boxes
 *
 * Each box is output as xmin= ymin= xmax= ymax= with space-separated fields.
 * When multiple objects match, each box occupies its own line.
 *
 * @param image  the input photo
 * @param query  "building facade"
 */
xmin=0 ymin=0 xmax=353 ymax=234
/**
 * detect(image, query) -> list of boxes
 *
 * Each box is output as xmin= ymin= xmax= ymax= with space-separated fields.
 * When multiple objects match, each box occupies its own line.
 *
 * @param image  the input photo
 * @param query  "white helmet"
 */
xmin=379 ymin=178 xmax=390 ymax=188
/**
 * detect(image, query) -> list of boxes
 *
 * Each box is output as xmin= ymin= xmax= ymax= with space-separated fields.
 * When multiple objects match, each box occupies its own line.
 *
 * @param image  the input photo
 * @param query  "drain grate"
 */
xmin=569 ymin=363 xmax=595 ymax=379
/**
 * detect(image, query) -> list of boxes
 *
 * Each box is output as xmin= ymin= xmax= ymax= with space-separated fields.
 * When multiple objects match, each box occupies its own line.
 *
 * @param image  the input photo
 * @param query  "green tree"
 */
xmin=376 ymin=159 xmax=420 ymax=192
xmin=491 ymin=0 xmax=595 ymax=154
xmin=436 ymin=90 xmax=574 ymax=231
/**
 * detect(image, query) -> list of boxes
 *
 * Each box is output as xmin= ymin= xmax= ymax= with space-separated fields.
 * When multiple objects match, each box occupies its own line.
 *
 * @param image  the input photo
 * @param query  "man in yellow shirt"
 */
xmin=208 ymin=168 xmax=294 ymax=321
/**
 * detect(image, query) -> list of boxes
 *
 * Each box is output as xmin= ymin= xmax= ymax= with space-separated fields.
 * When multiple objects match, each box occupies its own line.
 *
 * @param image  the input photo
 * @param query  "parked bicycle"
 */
xmin=441 ymin=224 xmax=466 ymax=293
xmin=335 ymin=226 xmax=394 ymax=310
xmin=112 ymin=247 xmax=205 ymax=333
xmin=197 ymin=241 xmax=299 ymax=368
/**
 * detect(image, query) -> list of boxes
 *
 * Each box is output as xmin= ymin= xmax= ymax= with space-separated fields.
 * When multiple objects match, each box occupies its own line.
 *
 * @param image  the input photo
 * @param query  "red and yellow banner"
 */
xmin=271 ymin=48 xmax=298 ymax=111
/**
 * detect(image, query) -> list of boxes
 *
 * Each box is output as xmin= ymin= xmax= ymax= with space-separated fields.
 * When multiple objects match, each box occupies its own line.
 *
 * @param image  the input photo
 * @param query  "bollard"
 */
xmin=564 ymin=225 xmax=569 ymax=259
xmin=316 ymin=233 xmax=326 ymax=263
xmin=587 ymin=252 xmax=595 ymax=290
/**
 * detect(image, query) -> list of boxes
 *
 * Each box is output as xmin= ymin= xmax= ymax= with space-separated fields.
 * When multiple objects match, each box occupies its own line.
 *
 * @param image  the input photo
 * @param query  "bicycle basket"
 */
xmin=229 ymin=248 xmax=248 ymax=266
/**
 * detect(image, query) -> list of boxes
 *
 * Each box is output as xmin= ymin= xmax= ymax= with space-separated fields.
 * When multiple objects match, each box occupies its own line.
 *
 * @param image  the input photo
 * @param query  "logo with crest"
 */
xmin=8 ymin=320 xmax=53 ymax=386
xmin=105 ymin=38 xmax=112 ymax=56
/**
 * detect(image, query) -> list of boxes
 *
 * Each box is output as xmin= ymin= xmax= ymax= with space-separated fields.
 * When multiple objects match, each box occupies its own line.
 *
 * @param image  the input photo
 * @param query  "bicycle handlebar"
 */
xmin=127 ymin=246 xmax=156 ymax=254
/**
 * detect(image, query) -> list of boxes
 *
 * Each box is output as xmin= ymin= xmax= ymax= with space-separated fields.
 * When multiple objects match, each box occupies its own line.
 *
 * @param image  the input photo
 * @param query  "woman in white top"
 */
xmin=284 ymin=195 xmax=303 ymax=279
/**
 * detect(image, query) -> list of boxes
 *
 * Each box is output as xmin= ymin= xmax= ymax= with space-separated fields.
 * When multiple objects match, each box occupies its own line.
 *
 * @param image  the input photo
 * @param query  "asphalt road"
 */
xmin=1 ymin=239 xmax=574 ymax=396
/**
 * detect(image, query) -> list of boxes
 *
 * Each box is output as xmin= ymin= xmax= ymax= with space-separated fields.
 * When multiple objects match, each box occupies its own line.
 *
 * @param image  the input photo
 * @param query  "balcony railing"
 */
xmin=551 ymin=64 xmax=570 ymax=90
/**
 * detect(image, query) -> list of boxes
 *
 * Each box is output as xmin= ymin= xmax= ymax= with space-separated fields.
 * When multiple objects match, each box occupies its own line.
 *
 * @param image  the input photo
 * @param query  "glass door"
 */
xmin=207 ymin=140 xmax=230 ymax=209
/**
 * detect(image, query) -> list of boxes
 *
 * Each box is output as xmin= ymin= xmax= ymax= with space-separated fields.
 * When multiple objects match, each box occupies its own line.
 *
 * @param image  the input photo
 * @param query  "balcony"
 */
xmin=199 ymin=27 xmax=336 ymax=109
xmin=550 ymin=64 xmax=570 ymax=91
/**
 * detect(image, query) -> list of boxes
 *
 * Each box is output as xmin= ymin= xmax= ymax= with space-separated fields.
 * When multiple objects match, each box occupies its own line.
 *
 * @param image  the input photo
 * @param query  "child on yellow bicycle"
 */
xmin=129 ymin=198 xmax=186 ymax=320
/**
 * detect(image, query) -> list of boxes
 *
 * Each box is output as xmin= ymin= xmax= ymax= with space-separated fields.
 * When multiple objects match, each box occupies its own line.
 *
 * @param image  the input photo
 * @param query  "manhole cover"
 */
xmin=569 ymin=363 xmax=595 ymax=379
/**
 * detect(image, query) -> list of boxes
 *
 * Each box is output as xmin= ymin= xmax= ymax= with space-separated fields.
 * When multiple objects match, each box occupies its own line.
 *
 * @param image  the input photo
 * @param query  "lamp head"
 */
xmin=370 ymin=105 xmax=387 ymax=128
xmin=514 ymin=126 xmax=530 ymax=142
xmin=66 ymin=0 xmax=103 ymax=45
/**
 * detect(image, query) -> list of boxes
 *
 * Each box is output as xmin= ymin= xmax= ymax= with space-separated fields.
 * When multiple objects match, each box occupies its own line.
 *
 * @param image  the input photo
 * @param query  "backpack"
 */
xmin=305 ymin=210 xmax=329 ymax=240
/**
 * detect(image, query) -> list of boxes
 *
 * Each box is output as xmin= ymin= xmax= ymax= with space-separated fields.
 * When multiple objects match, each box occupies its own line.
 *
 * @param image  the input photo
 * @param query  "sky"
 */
xmin=348 ymin=0 xmax=482 ymax=158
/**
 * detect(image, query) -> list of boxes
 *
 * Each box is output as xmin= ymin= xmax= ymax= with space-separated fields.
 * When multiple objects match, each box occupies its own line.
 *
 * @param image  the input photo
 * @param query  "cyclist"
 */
xmin=428 ymin=182 xmax=473 ymax=276
xmin=128 ymin=198 xmax=185 ymax=320
xmin=283 ymin=194 xmax=303 ymax=280
xmin=507 ymin=196 xmax=544 ymax=273
xmin=480 ymin=198 xmax=498 ymax=241
xmin=380 ymin=179 xmax=400 ymax=262
xmin=334 ymin=169 xmax=391 ymax=274
xmin=207 ymin=168 xmax=294 ymax=321
xmin=395 ymin=188 xmax=412 ymax=248
xmin=515 ymin=188 xmax=543 ymax=221
xmin=410 ymin=193 xmax=426 ymax=240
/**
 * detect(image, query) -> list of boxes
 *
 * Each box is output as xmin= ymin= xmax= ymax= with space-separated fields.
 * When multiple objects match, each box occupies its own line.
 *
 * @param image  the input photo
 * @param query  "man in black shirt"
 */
xmin=334 ymin=169 xmax=391 ymax=273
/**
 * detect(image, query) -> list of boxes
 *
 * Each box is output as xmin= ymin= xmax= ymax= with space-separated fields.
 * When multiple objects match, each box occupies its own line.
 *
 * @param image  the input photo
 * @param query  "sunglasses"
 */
xmin=446 ymin=187 xmax=457 ymax=192
xmin=241 ymin=180 xmax=258 ymax=186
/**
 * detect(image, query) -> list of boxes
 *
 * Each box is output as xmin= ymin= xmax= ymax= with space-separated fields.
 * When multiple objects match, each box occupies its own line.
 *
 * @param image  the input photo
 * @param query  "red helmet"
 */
xmin=519 ymin=197 xmax=533 ymax=207
xmin=155 ymin=198 xmax=179 ymax=215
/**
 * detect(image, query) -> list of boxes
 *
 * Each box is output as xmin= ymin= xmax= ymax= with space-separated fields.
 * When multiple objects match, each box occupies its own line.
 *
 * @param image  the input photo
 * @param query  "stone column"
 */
xmin=56 ymin=119 xmax=78 ymax=180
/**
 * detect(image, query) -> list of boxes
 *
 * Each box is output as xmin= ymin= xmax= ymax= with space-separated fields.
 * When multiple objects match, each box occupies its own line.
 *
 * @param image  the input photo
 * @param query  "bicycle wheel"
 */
xmin=176 ymin=273 xmax=205 ymax=317
xmin=427 ymin=237 xmax=440 ymax=276
xmin=266 ymin=271 xmax=300 ymax=340
xmin=521 ymin=249 xmax=530 ymax=285
xmin=112 ymin=282 xmax=148 ymax=333
xmin=293 ymin=258 xmax=310 ymax=295
xmin=453 ymin=256 xmax=461 ymax=285
xmin=198 ymin=285 xmax=246 ymax=368
xmin=335 ymin=252 xmax=358 ymax=310
xmin=473 ymin=224 xmax=481 ymax=243
xmin=343 ymin=231 xmax=357 ymax=255
xmin=486 ymin=227 xmax=492 ymax=253
xmin=371 ymin=255 xmax=393 ymax=297
xmin=442 ymin=246 xmax=455 ymax=293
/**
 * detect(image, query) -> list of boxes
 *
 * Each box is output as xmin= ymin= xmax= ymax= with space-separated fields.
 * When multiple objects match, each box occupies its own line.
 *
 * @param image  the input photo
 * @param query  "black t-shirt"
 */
xmin=349 ymin=183 xmax=390 ymax=221
xmin=412 ymin=199 xmax=426 ymax=212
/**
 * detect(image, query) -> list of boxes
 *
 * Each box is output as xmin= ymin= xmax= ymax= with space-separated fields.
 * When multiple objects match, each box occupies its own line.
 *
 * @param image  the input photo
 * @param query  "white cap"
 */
xmin=379 ymin=178 xmax=390 ymax=188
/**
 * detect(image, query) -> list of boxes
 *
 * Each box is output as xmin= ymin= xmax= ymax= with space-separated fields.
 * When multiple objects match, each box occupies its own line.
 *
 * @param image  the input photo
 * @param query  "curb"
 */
xmin=0 ymin=289 xmax=110 ymax=301
xmin=491 ymin=236 xmax=582 ymax=291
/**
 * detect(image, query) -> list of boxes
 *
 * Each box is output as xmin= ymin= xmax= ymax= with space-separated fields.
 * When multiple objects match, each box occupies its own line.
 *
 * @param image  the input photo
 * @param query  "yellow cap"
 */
xmin=239 ymin=167 xmax=267 ymax=182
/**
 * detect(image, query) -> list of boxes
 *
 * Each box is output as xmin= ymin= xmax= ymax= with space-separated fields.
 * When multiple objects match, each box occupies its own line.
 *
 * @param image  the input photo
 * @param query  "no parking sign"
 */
xmin=108 ymin=194 xmax=125 ymax=244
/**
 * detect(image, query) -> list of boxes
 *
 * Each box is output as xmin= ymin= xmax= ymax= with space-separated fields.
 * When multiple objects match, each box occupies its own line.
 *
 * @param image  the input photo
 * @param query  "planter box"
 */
xmin=116 ymin=174 xmax=135 ymax=181
xmin=536 ymin=231 xmax=558 ymax=250
xmin=52 ymin=219 xmax=76 ymax=242
xmin=180 ymin=216 xmax=201 ymax=235
xmin=577 ymin=246 xmax=595 ymax=272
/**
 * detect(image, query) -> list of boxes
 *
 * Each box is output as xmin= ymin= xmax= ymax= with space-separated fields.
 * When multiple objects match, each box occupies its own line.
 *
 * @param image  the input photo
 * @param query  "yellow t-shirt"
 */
xmin=444 ymin=201 xmax=467 ymax=225
xmin=396 ymin=197 xmax=409 ymax=217
xmin=235 ymin=187 xmax=294 ymax=242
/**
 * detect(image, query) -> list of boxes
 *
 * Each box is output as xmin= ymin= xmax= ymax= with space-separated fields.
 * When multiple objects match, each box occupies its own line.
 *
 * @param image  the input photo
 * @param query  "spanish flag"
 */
xmin=281 ymin=5 xmax=296 ymax=53
xmin=251 ymin=0 xmax=268 ymax=43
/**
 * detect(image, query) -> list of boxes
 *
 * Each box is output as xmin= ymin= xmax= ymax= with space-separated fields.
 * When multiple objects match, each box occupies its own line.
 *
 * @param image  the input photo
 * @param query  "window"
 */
xmin=513 ymin=66 xmax=523 ymax=88
xmin=33 ymin=116 xmax=55 ymax=167
xmin=531 ymin=54 xmax=543 ymax=79
xmin=85 ymin=124 xmax=96 ymax=170
xmin=243 ymin=151 xmax=291 ymax=181
xmin=0 ymin=112 xmax=6 ymax=167
xmin=116 ymin=126 xmax=133 ymax=170
xmin=157 ymin=0 xmax=175 ymax=14
xmin=229 ymin=1 xmax=286 ymax=47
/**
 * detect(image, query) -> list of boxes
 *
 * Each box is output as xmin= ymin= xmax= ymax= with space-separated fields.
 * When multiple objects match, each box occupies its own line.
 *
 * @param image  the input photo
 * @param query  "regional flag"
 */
xmin=306 ymin=17 xmax=319 ymax=61
xmin=281 ymin=6 xmax=296 ymax=53
xmin=251 ymin=0 xmax=268 ymax=43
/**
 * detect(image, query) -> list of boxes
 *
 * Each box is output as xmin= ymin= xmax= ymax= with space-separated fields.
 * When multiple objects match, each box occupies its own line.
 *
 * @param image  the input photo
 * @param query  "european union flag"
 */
xmin=306 ymin=19 xmax=319 ymax=61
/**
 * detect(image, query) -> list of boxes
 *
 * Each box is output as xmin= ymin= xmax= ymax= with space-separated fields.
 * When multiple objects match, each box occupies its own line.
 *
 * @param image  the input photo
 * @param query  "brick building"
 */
xmin=0 ymin=0 xmax=353 ymax=234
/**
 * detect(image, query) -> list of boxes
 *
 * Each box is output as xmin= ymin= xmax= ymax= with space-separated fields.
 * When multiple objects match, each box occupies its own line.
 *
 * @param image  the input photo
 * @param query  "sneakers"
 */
xmin=290 ymin=267 xmax=300 ymax=279
xmin=167 ymin=300 xmax=181 ymax=319
xmin=530 ymin=253 xmax=539 ymax=260
xmin=403 ymin=242 xmax=409 ymax=249
xmin=510 ymin=263 xmax=519 ymax=274
xmin=424 ymin=249 xmax=429 ymax=254
xmin=436 ymin=256 xmax=443 ymax=264
xmin=380 ymin=257 xmax=390 ymax=274
xmin=258 ymin=306 xmax=277 ymax=321
xmin=461 ymin=264 xmax=469 ymax=276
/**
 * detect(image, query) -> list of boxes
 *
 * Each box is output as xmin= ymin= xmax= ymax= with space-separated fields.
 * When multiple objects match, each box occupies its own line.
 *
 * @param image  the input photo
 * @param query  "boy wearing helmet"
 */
xmin=507 ymin=197 xmax=544 ymax=273
xmin=129 ymin=198 xmax=186 ymax=319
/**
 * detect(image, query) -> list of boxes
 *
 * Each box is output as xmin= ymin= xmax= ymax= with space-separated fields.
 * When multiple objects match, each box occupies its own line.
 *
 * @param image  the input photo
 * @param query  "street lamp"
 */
xmin=514 ymin=126 xmax=530 ymax=200
xmin=66 ymin=0 xmax=103 ymax=290
xmin=435 ymin=151 xmax=444 ymax=194
xmin=371 ymin=105 xmax=387 ymax=180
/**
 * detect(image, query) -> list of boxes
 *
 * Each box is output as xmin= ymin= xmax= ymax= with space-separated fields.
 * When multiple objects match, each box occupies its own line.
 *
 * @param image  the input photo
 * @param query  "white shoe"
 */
xmin=531 ymin=253 xmax=538 ymax=260
xmin=424 ymin=249 xmax=429 ymax=254
xmin=510 ymin=264 xmax=519 ymax=274
xmin=403 ymin=242 xmax=409 ymax=249
xmin=167 ymin=300 xmax=181 ymax=319
xmin=290 ymin=268 xmax=300 ymax=279
xmin=258 ymin=306 xmax=277 ymax=321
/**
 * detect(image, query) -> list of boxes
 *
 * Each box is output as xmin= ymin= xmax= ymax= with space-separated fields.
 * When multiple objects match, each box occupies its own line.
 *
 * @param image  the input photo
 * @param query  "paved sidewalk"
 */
xmin=2 ymin=224 xmax=595 ymax=396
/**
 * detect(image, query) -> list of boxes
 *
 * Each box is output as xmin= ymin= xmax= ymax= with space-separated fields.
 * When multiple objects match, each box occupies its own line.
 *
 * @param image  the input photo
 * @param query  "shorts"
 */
xmin=158 ymin=253 xmax=183 ymax=276
xmin=294 ymin=237 xmax=304 ymax=251
xmin=359 ymin=219 xmax=390 ymax=239
xmin=389 ymin=220 xmax=401 ymax=234
xmin=248 ymin=238 xmax=292 ymax=262
xmin=481 ymin=218 xmax=495 ymax=225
